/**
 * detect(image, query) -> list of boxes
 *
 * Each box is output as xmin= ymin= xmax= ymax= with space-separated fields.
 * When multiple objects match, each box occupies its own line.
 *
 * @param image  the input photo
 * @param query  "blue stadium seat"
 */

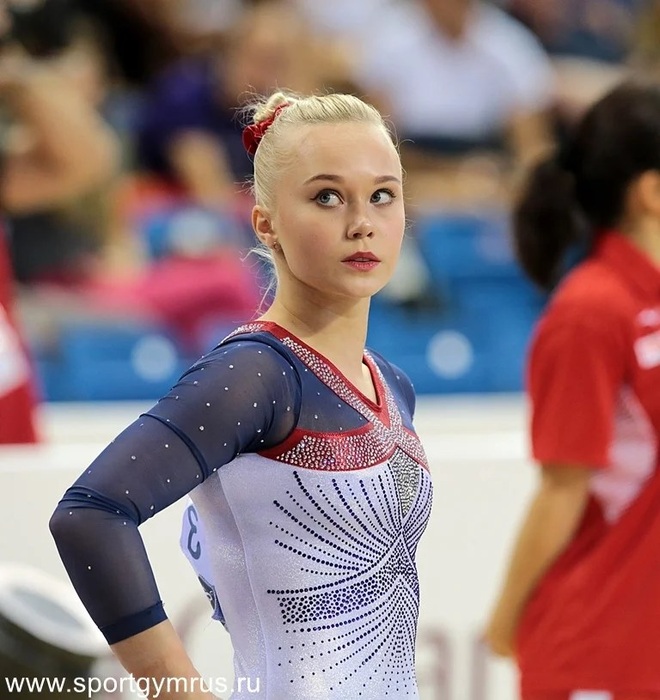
xmin=33 ymin=358 xmax=72 ymax=403
xmin=414 ymin=210 xmax=520 ymax=282
xmin=40 ymin=323 xmax=191 ymax=401
xmin=395 ymin=210 xmax=549 ymax=392
xmin=448 ymin=276 xmax=545 ymax=391
xmin=368 ymin=291 xmax=543 ymax=394
xmin=449 ymin=275 xmax=546 ymax=314
xmin=140 ymin=205 xmax=249 ymax=260
xmin=367 ymin=308 xmax=491 ymax=394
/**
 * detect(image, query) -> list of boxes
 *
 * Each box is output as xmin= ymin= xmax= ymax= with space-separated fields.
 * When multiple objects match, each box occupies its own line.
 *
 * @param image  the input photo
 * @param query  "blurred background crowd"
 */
xmin=1 ymin=0 xmax=655 ymax=409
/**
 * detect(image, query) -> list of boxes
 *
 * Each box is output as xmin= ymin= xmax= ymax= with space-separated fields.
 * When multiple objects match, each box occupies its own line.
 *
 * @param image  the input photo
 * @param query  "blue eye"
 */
xmin=371 ymin=189 xmax=395 ymax=204
xmin=315 ymin=190 xmax=341 ymax=206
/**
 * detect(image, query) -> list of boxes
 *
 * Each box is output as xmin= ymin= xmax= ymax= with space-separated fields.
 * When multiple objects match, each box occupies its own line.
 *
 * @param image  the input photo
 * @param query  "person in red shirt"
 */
xmin=485 ymin=79 xmax=660 ymax=700
xmin=0 ymin=16 xmax=117 ymax=443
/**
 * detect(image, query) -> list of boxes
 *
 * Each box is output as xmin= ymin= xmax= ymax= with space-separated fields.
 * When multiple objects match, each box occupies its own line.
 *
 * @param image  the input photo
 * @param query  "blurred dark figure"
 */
xmin=354 ymin=0 xmax=555 ymax=208
xmin=73 ymin=0 xmax=184 ymax=87
xmin=135 ymin=0 xmax=349 ymax=209
xmin=0 ymin=0 xmax=117 ymax=443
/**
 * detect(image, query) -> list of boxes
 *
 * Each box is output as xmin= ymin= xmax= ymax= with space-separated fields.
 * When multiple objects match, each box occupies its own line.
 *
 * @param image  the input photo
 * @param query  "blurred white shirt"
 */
xmin=293 ymin=0 xmax=393 ymax=37
xmin=176 ymin=0 xmax=244 ymax=34
xmin=355 ymin=0 xmax=555 ymax=138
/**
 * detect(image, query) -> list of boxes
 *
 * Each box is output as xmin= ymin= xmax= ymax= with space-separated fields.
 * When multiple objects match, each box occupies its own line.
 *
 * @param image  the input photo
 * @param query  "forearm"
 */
xmin=485 ymin=474 xmax=589 ymax=659
xmin=111 ymin=620 xmax=217 ymax=700
xmin=492 ymin=469 xmax=590 ymax=630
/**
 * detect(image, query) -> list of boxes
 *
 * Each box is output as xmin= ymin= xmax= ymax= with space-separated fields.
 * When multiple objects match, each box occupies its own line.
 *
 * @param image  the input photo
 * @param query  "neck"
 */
xmin=425 ymin=3 xmax=471 ymax=41
xmin=618 ymin=218 xmax=660 ymax=268
xmin=258 ymin=293 xmax=370 ymax=380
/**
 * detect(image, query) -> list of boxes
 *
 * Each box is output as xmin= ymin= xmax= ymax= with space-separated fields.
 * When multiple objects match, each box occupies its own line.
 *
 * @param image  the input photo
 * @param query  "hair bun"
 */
xmin=242 ymin=103 xmax=290 ymax=156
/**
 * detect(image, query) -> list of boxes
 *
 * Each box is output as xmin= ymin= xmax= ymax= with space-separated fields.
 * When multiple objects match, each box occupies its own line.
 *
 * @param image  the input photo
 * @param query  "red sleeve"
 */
xmin=528 ymin=315 xmax=627 ymax=469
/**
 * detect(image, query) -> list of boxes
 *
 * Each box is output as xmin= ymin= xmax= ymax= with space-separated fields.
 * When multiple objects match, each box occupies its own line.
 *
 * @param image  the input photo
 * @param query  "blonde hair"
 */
xmin=247 ymin=91 xmax=396 ymax=209
xmin=244 ymin=91 xmax=398 ymax=307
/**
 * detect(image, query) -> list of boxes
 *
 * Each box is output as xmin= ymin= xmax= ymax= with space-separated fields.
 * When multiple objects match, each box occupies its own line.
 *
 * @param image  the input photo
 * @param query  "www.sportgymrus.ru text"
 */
xmin=5 ymin=674 xmax=261 ymax=697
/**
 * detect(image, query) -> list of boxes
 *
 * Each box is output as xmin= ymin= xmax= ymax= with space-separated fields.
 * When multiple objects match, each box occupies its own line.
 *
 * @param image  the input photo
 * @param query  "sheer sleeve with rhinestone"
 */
xmin=369 ymin=351 xmax=417 ymax=427
xmin=49 ymin=340 xmax=301 ymax=644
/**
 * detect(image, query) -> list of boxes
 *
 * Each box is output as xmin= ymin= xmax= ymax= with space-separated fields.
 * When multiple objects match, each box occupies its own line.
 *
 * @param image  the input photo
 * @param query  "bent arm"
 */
xmin=0 ymin=63 xmax=118 ymax=213
xmin=485 ymin=463 xmax=592 ymax=656
xmin=50 ymin=341 xmax=300 ymax=693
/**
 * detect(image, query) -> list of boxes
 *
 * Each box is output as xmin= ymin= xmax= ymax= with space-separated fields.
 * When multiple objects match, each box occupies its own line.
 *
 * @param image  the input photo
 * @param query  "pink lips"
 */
xmin=342 ymin=251 xmax=381 ymax=271
xmin=343 ymin=252 xmax=380 ymax=262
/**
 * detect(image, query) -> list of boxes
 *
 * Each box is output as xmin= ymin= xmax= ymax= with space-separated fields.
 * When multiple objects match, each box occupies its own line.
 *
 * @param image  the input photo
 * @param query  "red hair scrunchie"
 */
xmin=242 ymin=104 xmax=289 ymax=157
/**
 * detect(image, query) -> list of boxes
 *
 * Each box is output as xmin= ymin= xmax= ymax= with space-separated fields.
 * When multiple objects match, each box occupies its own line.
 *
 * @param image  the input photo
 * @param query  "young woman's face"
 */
xmin=264 ymin=122 xmax=405 ymax=304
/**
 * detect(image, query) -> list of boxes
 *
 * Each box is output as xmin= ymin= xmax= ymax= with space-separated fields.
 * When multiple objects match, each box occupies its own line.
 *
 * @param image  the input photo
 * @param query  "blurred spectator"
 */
xmin=135 ymin=0 xmax=352 ymax=209
xmin=354 ymin=0 xmax=556 ymax=207
xmin=83 ymin=233 xmax=263 ymax=357
xmin=506 ymin=0 xmax=633 ymax=128
xmin=74 ymin=0 xmax=184 ymax=88
xmin=168 ymin=0 xmax=244 ymax=54
xmin=9 ymin=15 xmax=117 ymax=287
xmin=507 ymin=0 xmax=634 ymax=63
xmin=12 ymin=2 xmax=301 ymax=367
xmin=0 ymin=0 xmax=118 ymax=443
xmin=485 ymin=78 xmax=660 ymax=696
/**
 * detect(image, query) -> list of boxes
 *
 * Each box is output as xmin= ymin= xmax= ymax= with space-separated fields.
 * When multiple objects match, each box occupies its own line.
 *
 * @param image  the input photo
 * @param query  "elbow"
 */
xmin=49 ymin=498 xmax=91 ymax=552
xmin=49 ymin=503 xmax=74 ymax=550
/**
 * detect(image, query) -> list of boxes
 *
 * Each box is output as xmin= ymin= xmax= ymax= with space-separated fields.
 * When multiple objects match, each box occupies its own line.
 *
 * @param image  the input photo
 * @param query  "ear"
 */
xmin=252 ymin=205 xmax=277 ymax=248
xmin=635 ymin=170 xmax=660 ymax=218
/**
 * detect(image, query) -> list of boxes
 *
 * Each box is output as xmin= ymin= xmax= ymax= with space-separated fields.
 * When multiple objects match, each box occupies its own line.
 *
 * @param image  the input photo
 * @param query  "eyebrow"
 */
xmin=303 ymin=174 xmax=402 ymax=185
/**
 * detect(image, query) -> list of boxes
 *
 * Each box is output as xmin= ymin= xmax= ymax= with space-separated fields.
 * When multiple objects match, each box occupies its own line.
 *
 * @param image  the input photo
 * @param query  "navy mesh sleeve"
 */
xmin=392 ymin=364 xmax=417 ymax=419
xmin=49 ymin=340 xmax=301 ymax=644
xmin=369 ymin=350 xmax=417 ymax=425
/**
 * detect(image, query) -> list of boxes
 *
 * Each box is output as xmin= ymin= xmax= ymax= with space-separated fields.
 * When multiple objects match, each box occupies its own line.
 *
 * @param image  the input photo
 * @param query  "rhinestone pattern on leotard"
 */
xmin=266 ymin=458 xmax=433 ymax=695
xmin=219 ymin=323 xmax=432 ymax=697
xmin=225 ymin=324 xmax=429 ymax=471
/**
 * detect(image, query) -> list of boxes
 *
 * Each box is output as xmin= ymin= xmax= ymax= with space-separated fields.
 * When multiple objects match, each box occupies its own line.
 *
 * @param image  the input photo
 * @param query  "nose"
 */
xmin=347 ymin=210 xmax=374 ymax=240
